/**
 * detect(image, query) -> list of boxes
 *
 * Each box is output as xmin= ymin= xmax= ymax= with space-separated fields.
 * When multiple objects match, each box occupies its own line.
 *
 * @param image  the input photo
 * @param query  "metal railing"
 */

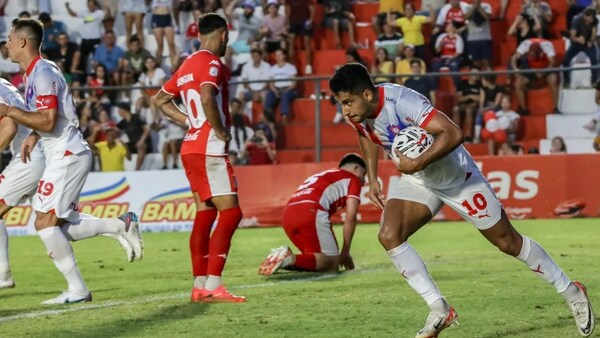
xmin=77 ymin=64 xmax=600 ymax=162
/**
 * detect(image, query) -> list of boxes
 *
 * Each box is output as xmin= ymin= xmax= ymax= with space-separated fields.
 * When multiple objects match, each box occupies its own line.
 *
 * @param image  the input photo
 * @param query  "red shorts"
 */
xmin=282 ymin=202 xmax=339 ymax=256
xmin=181 ymin=154 xmax=237 ymax=202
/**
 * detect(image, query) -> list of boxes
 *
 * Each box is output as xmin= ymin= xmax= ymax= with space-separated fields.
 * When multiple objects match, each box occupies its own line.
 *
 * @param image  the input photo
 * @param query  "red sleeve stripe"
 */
xmin=347 ymin=195 xmax=360 ymax=200
xmin=161 ymin=86 xmax=177 ymax=96
xmin=35 ymin=95 xmax=58 ymax=110
xmin=420 ymin=108 xmax=437 ymax=129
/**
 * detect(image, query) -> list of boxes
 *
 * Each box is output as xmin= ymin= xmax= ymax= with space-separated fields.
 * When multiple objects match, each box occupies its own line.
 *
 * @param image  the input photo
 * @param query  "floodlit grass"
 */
xmin=0 ymin=219 xmax=598 ymax=337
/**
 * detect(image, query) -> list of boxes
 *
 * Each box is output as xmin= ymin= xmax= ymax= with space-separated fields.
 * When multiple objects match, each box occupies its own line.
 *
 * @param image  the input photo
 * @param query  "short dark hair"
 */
xmin=250 ymin=48 xmax=263 ymax=55
xmin=483 ymin=74 xmax=497 ymax=83
xmin=329 ymin=63 xmax=375 ymax=95
xmin=339 ymin=153 xmax=366 ymax=169
xmin=19 ymin=11 xmax=31 ymax=18
xmin=11 ymin=18 xmax=44 ymax=50
xmin=584 ymin=8 xmax=596 ymax=17
xmin=198 ymin=13 xmax=228 ymax=35
xmin=38 ymin=12 xmax=51 ymax=23
xmin=129 ymin=35 xmax=140 ymax=44
xmin=409 ymin=59 xmax=421 ymax=67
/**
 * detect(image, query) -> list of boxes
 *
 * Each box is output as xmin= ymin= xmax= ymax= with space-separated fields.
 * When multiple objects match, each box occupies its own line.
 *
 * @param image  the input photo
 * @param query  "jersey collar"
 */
xmin=372 ymin=86 xmax=385 ymax=119
xmin=25 ymin=55 xmax=42 ymax=77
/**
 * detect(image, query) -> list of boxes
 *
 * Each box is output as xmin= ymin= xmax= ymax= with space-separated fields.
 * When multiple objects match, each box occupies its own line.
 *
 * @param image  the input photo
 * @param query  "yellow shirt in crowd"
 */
xmin=379 ymin=0 xmax=404 ymax=13
xmin=395 ymin=15 xmax=428 ymax=46
xmin=96 ymin=141 xmax=128 ymax=172
xmin=395 ymin=58 xmax=427 ymax=84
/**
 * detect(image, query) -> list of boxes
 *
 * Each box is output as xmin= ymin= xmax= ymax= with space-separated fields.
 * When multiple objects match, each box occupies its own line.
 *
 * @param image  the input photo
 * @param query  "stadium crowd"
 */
xmin=0 ymin=0 xmax=598 ymax=172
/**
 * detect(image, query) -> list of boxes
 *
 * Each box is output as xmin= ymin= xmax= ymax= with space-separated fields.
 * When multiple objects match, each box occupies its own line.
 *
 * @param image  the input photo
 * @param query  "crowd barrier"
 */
xmin=5 ymin=154 xmax=599 ymax=236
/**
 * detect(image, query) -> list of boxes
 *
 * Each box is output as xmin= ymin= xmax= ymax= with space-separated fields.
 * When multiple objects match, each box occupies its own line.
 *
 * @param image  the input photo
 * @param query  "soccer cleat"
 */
xmin=258 ymin=247 xmax=281 ymax=275
xmin=103 ymin=233 xmax=135 ymax=262
xmin=119 ymin=212 xmax=144 ymax=261
xmin=202 ymin=285 xmax=246 ymax=303
xmin=568 ymin=281 xmax=595 ymax=337
xmin=41 ymin=290 xmax=92 ymax=305
xmin=415 ymin=307 xmax=458 ymax=338
xmin=259 ymin=246 xmax=292 ymax=276
xmin=0 ymin=278 xmax=15 ymax=289
xmin=191 ymin=287 xmax=205 ymax=302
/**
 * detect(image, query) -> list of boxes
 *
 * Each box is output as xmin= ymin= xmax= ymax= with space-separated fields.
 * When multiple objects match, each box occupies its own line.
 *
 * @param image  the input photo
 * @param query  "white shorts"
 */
xmin=0 ymin=156 xmax=45 ymax=206
xmin=388 ymin=171 xmax=503 ymax=230
xmin=120 ymin=0 xmax=147 ymax=14
xmin=31 ymin=150 xmax=92 ymax=223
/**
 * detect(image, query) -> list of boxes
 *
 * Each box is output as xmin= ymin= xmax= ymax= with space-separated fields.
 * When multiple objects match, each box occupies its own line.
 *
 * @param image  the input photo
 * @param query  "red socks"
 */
xmin=190 ymin=209 xmax=217 ymax=277
xmin=207 ymin=207 xmax=243 ymax=276
xmin=294 ymin=254 xmax=317 ymax=271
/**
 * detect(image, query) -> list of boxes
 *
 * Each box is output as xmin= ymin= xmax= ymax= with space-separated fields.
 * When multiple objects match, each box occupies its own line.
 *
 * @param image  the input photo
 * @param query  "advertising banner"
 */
xmin=5 ymin=154 xmax=599 ymax=235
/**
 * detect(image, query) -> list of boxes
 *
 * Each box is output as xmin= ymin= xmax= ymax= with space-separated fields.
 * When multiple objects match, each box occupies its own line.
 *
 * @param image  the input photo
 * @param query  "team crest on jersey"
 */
xmin=386 ymin=122 xmax=406 ymax=142
xmin=209 ymin=67 xmax=219 ymax=77
xmin=25 ymin=84 xmax=35 ymax=109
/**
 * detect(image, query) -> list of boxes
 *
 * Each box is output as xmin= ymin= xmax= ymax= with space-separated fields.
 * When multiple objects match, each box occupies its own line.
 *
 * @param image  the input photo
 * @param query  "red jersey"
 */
xmin=445 ymin=7 xmax=465 ymax=25
xmin=287 ymin=169 xmax=362 ymax=216
xmin=162 ymin=50 xmax=231 ymax=156
xmin=438 ymin=34 xmax=460 ymax=57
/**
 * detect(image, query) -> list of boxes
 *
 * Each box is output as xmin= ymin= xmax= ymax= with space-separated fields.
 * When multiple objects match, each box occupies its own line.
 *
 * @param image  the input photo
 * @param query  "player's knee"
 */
xmin=494 ymin=232 xmax=522 ymax=257
xmin=0 ymin=202 xmax=10 ymax=218
xmin=377 ymin=224 xmax=405 ymax=249
xmin=315 ymin=254 xmax=336 ymax=272
xmin=33 ymin=213 xmax=59 ymax=231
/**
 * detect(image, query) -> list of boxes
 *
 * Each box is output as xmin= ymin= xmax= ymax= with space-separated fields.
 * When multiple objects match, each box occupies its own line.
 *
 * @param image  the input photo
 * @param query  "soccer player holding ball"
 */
xmin=329 ymin=63 xmax=594 ymax=337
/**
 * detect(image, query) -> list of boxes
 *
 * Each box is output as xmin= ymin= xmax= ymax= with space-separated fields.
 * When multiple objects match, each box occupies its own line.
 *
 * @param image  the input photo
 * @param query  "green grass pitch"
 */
xmin=0 ymin=219 xmax=598 ymax=338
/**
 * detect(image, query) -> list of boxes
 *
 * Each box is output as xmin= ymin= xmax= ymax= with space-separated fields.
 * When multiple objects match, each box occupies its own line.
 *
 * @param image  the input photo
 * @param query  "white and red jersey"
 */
xmin=436 ymin=2 xmax=470 ymax=27
xmin=436 ymin=33 xmax=464 ymax=58
xmin=287 ymin=169 xmax=362 ymax=216
xmin=0 ymin=78 xmax=43 ymax=160
xmin=516 ymin=38 xmax=556 ymax=69
xmin=345 ymin=83 xmax=478 ymax=189
xmin=23 ymin=56 xmax=89 ymax=155
xmin=162 ymin=50 xmax=230 ymax=156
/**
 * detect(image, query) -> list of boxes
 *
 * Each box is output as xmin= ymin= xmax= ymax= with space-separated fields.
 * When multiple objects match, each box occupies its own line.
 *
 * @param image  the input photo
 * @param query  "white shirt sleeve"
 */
xmin=481 ymin=3 xmax=493 ymax=14
xmin=516 ymin=39 xmax=531 ymax=56
xmin=399 ymin=87 xmax=436 ymax=127
xmin=456 ymin=35 xmax=464 ymax=54
xmin=34 ymin=68 xmax=61 ymax=97
xmin=435 ymin=33 xmax=445 ymax=50
xmin=436 ymin=5 xmax=450 ymax=26
xmin=540 ymin=40 xmax=556 ymax=58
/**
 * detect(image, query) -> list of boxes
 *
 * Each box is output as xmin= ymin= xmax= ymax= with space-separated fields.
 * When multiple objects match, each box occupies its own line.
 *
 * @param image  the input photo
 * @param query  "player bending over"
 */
xmin=329 ymin=63 xmax=594 ymax=338
xmin=0 ymin=79 xmax=139 ymax=289
xmin=153 ymin=13 xmax=245 ymax=303
xmin=0 ymin=19 xmax=143 ymax=304
xmin=259 ymin=153 xmax=366 ymax=275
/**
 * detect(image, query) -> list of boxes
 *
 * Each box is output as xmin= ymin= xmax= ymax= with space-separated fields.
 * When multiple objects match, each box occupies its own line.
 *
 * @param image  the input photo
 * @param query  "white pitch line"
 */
xmin=0 ymin=267 xmax=385 ymax=323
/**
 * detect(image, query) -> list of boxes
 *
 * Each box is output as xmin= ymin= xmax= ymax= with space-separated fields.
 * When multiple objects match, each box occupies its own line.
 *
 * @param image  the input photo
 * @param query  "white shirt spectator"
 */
xmin=269 ymin=62 xmax=297 ymax=89
xmin=77 ymin=9 xmax=105 ymax=40
xmin=516 ymin=39 xmax=556 ymax=58
xmin=466 ymin=2 xmax=492 ymax=41
xmin=230 ymin=126 xmax=254 ymax=153
xmin=241 ymin=61 xmax=271 ymax=91
xmin=139 ymin=68 xmax=167 ymax=87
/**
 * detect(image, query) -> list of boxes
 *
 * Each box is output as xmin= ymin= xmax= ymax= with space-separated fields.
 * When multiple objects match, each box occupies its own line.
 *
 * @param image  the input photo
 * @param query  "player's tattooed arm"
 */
xmin=0 ymin=103 xmax=58 ymax=133
xmin=152 ymin=90 xmax=188 ymax=127
xmin=0 ymin=117 xmax=17 ymax=152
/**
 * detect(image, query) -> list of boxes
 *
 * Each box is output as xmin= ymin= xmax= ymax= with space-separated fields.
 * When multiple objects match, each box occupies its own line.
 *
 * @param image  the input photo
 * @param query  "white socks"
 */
xmin=0 ymin=219 xmax=10 ymax=280
xmin=517 ymin=235 xmax=571 ymax=293
xmin=38 ymin=227 xmax=88 ymax=295
xmin=61 ymin=213 xmax=124 ymax=241
xmin=387 ymin=242 xmax=444 ymax=308
xmin=193 ymin=276 xmax=207 ymax=289
xmin=204 ymin=275 xmax=222 ymax=291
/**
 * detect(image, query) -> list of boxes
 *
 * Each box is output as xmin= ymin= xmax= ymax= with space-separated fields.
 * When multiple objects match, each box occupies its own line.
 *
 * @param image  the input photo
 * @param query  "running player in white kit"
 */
xmin=329 ymin=63 xmax=594 ymax=338
xmin=0 ymin=78 xmax=138 ymax=290
xmin=0 ymin=19 xmax=144 ymax=304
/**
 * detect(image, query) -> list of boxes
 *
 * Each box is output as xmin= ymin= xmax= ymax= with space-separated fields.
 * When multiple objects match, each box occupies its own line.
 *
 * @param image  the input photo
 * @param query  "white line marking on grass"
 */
xmin=0 ymin=267 xmax=386 ymax=323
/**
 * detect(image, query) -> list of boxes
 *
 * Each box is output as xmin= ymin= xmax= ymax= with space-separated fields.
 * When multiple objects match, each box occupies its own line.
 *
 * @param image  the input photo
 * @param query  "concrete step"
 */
xmin=546 ymin=113 xmax=596 ymax=139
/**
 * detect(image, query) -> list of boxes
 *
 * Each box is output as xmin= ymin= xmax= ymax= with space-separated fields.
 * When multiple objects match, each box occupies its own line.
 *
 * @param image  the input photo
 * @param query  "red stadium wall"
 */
xmin=235 ymin=154 xmax=600 ymax=226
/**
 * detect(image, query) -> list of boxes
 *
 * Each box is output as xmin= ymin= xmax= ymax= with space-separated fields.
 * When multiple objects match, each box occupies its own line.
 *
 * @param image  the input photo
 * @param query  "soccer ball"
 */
xmin=390 ymin=126 xmax=434 ymax=163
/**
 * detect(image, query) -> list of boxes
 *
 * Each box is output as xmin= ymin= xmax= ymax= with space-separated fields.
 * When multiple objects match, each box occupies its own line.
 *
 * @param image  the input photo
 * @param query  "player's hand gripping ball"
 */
xmin=390 ymin=126 xmax=434 ymax=164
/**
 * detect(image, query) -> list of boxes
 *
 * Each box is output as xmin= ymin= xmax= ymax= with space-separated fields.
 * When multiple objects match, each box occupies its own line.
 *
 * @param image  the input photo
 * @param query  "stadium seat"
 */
xmin=352 ymin=3 xmax=379 ymax=23
xmin=539 ymin=138 xmax=595 ymax=154
xmin=282 ymin=123 xmax=358 ymax=149
xmin=518 ymin=116 xmax=546 ymax=141
xmin=292 ymin=98 xmax=338 ymax=124
xmin=527 ymin=88 xmax=555 ymax=115
xmin=558 ymin=89 xmax=597 ymax=115
xmin=276 ymin=146 xmax=361 ymax=164
xmin=546 ymin=113 xmax=596 ymax=139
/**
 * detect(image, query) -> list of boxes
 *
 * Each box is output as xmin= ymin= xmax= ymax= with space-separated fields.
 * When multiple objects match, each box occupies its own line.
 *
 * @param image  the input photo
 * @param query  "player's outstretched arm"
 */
xmin=340 ymin=197 xmax=359 ymax=270
xmin=359 ymin=133 xmax=385 ymax=209
xmin=0 ymin=117 xmax=17 ymax=152
xmin=152 ymin=90 xmax=188 ymax=127
xmin=0 ymin=103 xmax=57 ymax=133
xmin=200 ymin=84 xmax=231 ymax=142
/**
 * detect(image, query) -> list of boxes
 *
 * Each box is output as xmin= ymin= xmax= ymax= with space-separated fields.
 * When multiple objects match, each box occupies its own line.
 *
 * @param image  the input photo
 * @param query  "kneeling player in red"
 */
xmin=259 ymin=154 xmax=366 ymax=275
xmin=153 ymin=13 xmax=244 ymax=303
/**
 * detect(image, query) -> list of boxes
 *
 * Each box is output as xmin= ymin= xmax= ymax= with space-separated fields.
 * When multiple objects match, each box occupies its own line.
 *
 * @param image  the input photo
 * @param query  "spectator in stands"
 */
xmin=394 ymin=44 xmax=426 ymax=84
xmin=151 ymin=0 xmax=178 ymax=67
xmin=225 ymin=0 xmax=262 ymax=68
xmin=432 ymin=20 xmax=464 ymax=87
xmin=119 ymin=0 xmax=146 ymax=48
xmin=137 ymin=56 xmax=166 ymax=135
xmin=404 ymin=60 xmax=436 ymax=106
xmin=498 ymin=143 xmax=524 ymax=155
xmin=567 ymin=0 xmax=591 ymax=31
xmin=241 ymin=129 xmax=276 ymax=165
xmin=254 ymin=112 xmax=277 ymax=143
xmin=87 ymin=108 xmax=112 ymax=146
xmin=453 ymin=67 xmax=483 ymax=142
xmin=371 ymin=0 xmax=402 ymax=36
xmin=92 ymin=122 xmax=131 ymax=172
xmin=38 ymin=13 xmax=67 ymax=55
xmin=121 ymin=36 xmax=152 ymax=87
xmin=264 ymin=49 xmax=298 ymax=125
xmin=371 ymin=48 xmax=395 ymax=84
xmin=465 ymin=0 xmax=493 ymax=70
xmin=374 ymin=22 xmax=404 ymax=61
xmin=230 ymin=98 xmax=251 ymax=126
xmin=285 ymin=0 xmax=315 ymax=75
xmin=388 ymin=3 xmax=435 ymax=59
xmin=78 ymin=104 xmax=94 ymax=142
xmin=433 ymin=0 xmax=469 ymax=36
xmin=481 ymin=96 xmax=520 ymax=155
xmin=66 ymin=1 xmax=105 ymax=74
xmin=563 ymin=8 xmax=598 ymax=88
xmin=185 ymin=8 xmax=203 ymax=53
xmin=0 ymin=41 xmax=20 ymax=80
xmin=160 ymin=119 xmax=185 ymax=169
xmin=238 ymin=49 xmax=271 ymax=121
xmin=508 ymin=12 xmax=541 ymax=45
xmin=521 ymin=0 xmax=552 ymax=39
xmin=323 ymin=0 xmax=357 ymax=49
xmin=480 ymin=74 xmax=505 ymax=111
xmin=230 ymin=113 xmax=254 ymax=165
xmin=511 ymin=38 xmax=559 ymax=115
xmin=117 ymin=102 xmax=152 ymax=171
xmin=549 ymin=136 xmax=567 ymax=154
xmin=261 ymin=0 xmax=287 ymax=56
xmin=87 ymin=64 xmax=111 ymax=104
xmin=93 ymin=31 xmax=125 ymax=85
xmin=583 ymin=80 xmax=600 ymax=151
xmin=47 ymin=33 xmax=82 ymax=83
